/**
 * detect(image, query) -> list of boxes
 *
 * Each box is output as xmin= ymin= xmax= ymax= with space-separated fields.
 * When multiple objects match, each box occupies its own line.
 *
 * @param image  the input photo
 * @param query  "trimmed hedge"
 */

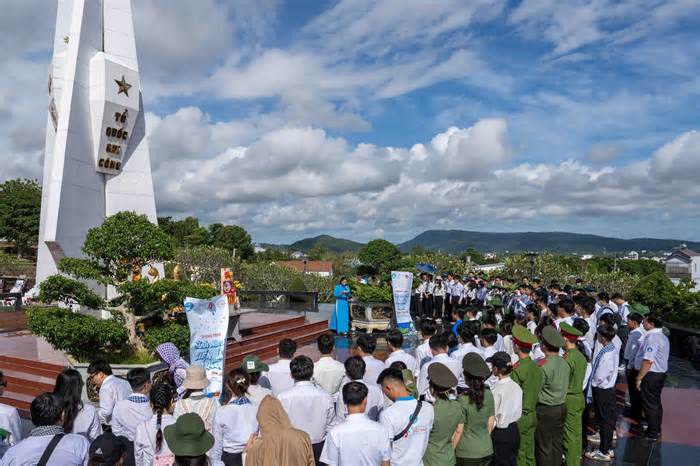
xmin=143 ymin=322 xmax=190 ymax=355
xmin=26 ymin=307 xmax=128 ymax=361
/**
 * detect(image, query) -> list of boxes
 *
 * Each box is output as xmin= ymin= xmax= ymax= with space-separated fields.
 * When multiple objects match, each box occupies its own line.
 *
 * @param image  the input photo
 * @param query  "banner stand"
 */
xmin=391 ymin=271 xmax=416 ymax=334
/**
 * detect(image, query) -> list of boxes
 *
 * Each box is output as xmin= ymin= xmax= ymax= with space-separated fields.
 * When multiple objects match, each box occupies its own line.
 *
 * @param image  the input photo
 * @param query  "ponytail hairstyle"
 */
xmin=463 ymin=373 xmax=486 ymax=411
xmin=223 ymin=368 xmax=250 ymax=404
xmin=149 ymin=382 xmax=175 ymax=453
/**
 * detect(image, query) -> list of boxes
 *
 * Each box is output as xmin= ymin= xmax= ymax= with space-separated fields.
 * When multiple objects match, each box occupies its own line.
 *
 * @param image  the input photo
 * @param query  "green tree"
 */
xmin=158 ymin=216 xmax=208 ymax=247
xmin=308 ymin=244 xmax=329 ymax=261
xmin=461 ymin=247 xmax=486 ymax=265
xmin=358 ymin=239 xmax=401 ymax=276
xmin=628 ymin=271 xmax=677 ymax=315
xmin=0 ymin=179 xmax=41 ymax=258
xmin=208 ymin=223 xmax=254 ymax=259
xmin=175 ymin=245 xmax=236 ymax=287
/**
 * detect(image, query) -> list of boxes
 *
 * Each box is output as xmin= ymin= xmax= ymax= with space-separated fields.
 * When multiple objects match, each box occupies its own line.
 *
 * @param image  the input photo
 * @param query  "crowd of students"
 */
xmin=0 ymin=278 xmax=671 ymax=466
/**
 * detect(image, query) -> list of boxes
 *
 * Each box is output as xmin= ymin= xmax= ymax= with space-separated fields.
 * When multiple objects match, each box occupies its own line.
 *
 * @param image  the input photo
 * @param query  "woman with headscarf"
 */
xmin=244 ymin=396 xmax=315 ymax=466
xmin=155 ymin=343 xmax=190 ymax=392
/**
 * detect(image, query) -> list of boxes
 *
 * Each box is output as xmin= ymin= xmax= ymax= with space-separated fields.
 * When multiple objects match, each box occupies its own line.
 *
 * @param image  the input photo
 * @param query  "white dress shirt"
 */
xmin=384 ymin=350 xmax=418 ymax=376
xmin=97 ymin=375 xmax=131 ymax=424
xmin=313 ymin=356 xmax=347 ymax=397
xmin=379 ymin=397 xmax=434 ymax=466
xmin=264 ymin=359 xmax=294 ymax=396
xmin=210 ymin=397 xmax=259 ymax=464
xmin=335 ymin=379 xmax=384 ymax=422
xmin=451 ymin=343 xmax=483 ymax=369
xmin=616 ymin=302 xmax=630 ymax=323
xmin=246 ymin=384 xmax=272 ymax=405
xmin=111 ymin=394 xmax=153 ymax=441
xmin=418 ymin=354 xmax=463 ymax=400
xmin=491 ymin=377 xmax=522 ymax=428
xmin=591 ymin=346 xmax=619 ymax=389
xmin=134 ymin=413 xmax=176 ymax=466
xmin=624 ymin=327 xmax=646 ymax=365
xmin=71 ymin=404 xmax=102 ymax=441
xmin=503 ymin=335 xmax=515 ymax=357
xmin=0 ymin=431 xmax=89 ymax=466
xmin=414 ymin=340 xmax=433 ymax=369
xmin=633 ymin=333 xmax=647 ymax=371
xmin=555 ymin=316 xmax=574 ymax=329
xmin=642 ymin=328 xmax=670 ymax=373
xmin=0 ymin=403 xmax=22 ymax=447
xmin=278 ymin=381 xmax=335 ymax=444
xmin=362 ymin=356 xmax=385 ymax=387
xmin=320 ymin=413 xmax=392 ymax=466
xmin=526 ymin=321 xmax=537 ymax=334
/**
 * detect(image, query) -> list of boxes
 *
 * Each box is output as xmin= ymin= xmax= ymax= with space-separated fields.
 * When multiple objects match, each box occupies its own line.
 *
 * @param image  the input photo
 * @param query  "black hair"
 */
xmin=87 ymin=360 xmax=112 ymax=376
xmin=628 ymin=312 xmax=643 ymax=324
xmin=610 ymin=292 xmax=624 ymax=301
xmin=31 ymin=392 xmax=63 ymax=427
xmin=535 ymin=316 xmax=554 ymax=337
xmin=150 ymin=383 xmax=175 ymax=454
xmin=377 ymin=368 xmax=404 ymax=387
xmin=279 ymin=339 xmax=297 ymax=359
xmin=597 ymin=324 xmax=616 ymax=342
xmin=500 ymin=320 xmax=514 ymax=336
xmin=480 ymin=328 xmax=498 ymax=346
xmin=342 ymin=381 xmax=368 ymax=407
xmin=574 ymin=295 xmax=596 ymax=316
xmin=338 ymin=276 xmax=347 ymax=283
xmin=597 ymin=291 xmax=610 ymax=302
xmin=598 ymin=313 xmax=616 ymax=327
xmin=428 ymin=380 xmax=452 ymax=400
xmin=465 ymin=307 xmax=477 ymax=318
xmin=571 ymin=318 xmax=591 ymax=362
xmin=53 ymin=368 xmax=84 ymax=433
xmin=290 ymin=355 xmax=314 ymax=382
xmin=481 ymin=314 xmax=497 ymax=328
xmin=317 ymin=334 xmax=335 ymax=355
xmin=248 ymin=371 xmax=262 ymax=385
xmin=126 ymin=368 xmax=151 ymax=391
xmin=557 ymin=297 xmax=575 ymax=315
xmin=174 ymin=456 xmax=210 ymax=466
xmin=386 ymin=329 xmax=404 ymax=349
xmin=344 ymin=356 xmax=366 ymax=381
xmin=525 ymin=303 xmax=540 ymax=321
xmin=645 ymin=315 xmax=663 ymax=328
xmin=357 ymin=334 xmax=377 ymax=354
xmin=429 ymin=333 xmax=449 ymax=351
xmin=452 ymin=308 xmax=465 ymax=320
xmin=421 ymin=319 xmax=437 ymax=337
xmin=223 ymin=368 xmax=250 ymax=404
xmin=389 ymin=361 xmax=407 ymax=371
xmin=462 ymin=374 xmax=486 ymax=411
xmin=458 ymin=321 xmax=479 ymax=343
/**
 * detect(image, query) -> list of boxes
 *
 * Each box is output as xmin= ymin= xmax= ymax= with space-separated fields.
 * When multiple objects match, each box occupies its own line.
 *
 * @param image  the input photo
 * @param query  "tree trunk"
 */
xmin=113 ymin=305 xmax=146 ymax=353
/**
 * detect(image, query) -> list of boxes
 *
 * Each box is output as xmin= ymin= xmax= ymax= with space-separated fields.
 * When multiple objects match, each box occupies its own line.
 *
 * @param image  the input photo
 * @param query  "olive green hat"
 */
xmin=512 ymin=324 xmax=537 ymax=349
xmin=427 ymin=362 xmax=458 ymax=389
xmin=559 ymin=322 xmax=582 ymax=342
xmin=542 ymin=325 xmax=566 ymax=349
xmin=462 ymin=352 xmax=491 ymax=378
xmin=164 ymin=413 xmax=214 ymax=457
xmin=488 ymin=296 xmax=503 ymax=307
xmin=240 ymin=354 xmax=269 ymax=373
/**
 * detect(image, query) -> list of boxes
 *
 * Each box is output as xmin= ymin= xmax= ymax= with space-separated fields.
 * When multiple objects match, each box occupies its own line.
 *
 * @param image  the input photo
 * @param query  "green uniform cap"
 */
xmin=240 ymin=354 xmax=269 ymax=373
xmin=488 ymin=296 xmax=503 ymax=307
xmin=559 ymin=322 xmax=582 ymax=338
xmin=428 ymin=362 xmax=458 ymax=389
xmin=542 ymin=325 xmax=566 ymax=348
xmin=462 ymin=352 xmax=492 ymax=378
xmin=512 ymin=324 xmax=537 ymax=348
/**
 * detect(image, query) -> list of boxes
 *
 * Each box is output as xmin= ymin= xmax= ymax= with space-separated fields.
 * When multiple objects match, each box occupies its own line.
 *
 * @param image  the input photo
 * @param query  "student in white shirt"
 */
xmin=239 ymin=355 xmax=271 ymax=404
xmin=636 ymin=315 xmax=670 ymax=441
xmin=134 ymin=382 xmax=176 ymax=466
xmin=610 ymin=293 xmax=630 ymax=324
xmin=418 ymin=334 xmax=462 ymax=401
xmin=479 ymin=328 xmax=499 ymax=389
xmin=623 ymin=313 xmax=646 ymax=422
xmin=378 ymin=368 xmax=434 ymax=466
xmin=487 ymin=352 xmax=523 ymax=466
xmin=555 ymin=297 xmax=576 ymax=329
xmin=211 ymin=369 xmax=259 ymax=466
xmin=451 ymin=320 xmax=483 ymax=368
xmin=53 ymin=369 xmax=102 ymax=442
xmin=525 ymin=304 xmax=539 ymax=335
xmin=356 ymin=334 xmax=385 ymax=387
xmin=262 ymin=338 xmax=297 ymax=396
xmin=1 ymin=393 xmax=89 ymax=466
xmin=174 ymin=365 xmax=218 ymax=432
xmin=384 ymin=329 xmax=418 ymax=375
xmin=111 ymin=368 xmax=153 ymax=442
xmin=336 ymin=356 xmax=384 ymax=422
xmin=573 ymin=295 xmax=597 ymax=357
xmin=584 ymin=324 xmax=619 ymax=462
xmin=480 ymin=315 xmax=504 ymax=352
xmin=0 ymin=371 xmax=22 ymax=452
xmin=278 ymin=355 xmax=335 ymax=465
xmin=415 ymin=319 xmax=437 ymax=369
xmin=87 ymin=360 xmax=131 ymax=425
xmin=313 ymin=334 xmax=346 ymax=398
xmin=321 ymin=381 xmax=391 ymax=466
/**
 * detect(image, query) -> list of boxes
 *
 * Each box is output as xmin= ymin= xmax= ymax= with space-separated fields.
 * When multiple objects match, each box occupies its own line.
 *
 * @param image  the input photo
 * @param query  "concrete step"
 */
xmin=239 ymin=315 xmax=306 ymax=337
xmin=1 ymin=367 xmax=56 ymax=393
xmin=0 ymin=355 xmax=67 ymax=373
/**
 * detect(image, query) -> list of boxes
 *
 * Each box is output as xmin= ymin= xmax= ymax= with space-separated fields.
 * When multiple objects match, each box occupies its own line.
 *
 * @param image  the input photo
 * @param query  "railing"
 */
xmin=0 ymin=292 xmax=22 ymax=312
xmin=238 ymin=290 xmax=319 ymax=315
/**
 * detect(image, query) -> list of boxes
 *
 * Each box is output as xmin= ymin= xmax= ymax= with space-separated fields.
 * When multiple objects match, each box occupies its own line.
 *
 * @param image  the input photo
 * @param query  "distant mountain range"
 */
xmin=262 ymin=230 xmax=700 ymax=255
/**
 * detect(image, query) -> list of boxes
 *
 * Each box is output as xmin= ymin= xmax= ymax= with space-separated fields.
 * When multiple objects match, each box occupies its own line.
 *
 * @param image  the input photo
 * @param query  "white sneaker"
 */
xmin=609 ymin=449 xmax=615 ymax=458
xmin=585 ymin=450 xmax=612 ymax=462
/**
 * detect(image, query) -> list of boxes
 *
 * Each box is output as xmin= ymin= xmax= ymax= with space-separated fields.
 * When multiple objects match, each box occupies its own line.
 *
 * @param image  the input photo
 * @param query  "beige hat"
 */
xmin=182 ymin=365 xmax=210 ymax=391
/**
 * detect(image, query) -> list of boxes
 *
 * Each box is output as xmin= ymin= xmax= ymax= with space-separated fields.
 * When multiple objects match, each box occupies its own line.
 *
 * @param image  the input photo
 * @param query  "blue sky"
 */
xmin=2 ymin=0 xmax=700 ymax=244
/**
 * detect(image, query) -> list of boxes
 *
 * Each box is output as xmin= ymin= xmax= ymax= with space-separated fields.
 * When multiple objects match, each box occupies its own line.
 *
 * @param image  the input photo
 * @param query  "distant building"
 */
xmin=627 ymin=251 xmax=639 ymax=260
xmin=665 ymin=248 xmax=700 ymax=291
xmin=484 ymin=252 xmax=497 ymax=260
xmin=581 ymin=254 xmax=594 ymax=260
xmin=277 ymin=260 xmax=334 ymax=277
xmin=472 ymin=263 xmax=505 ymax=273
xmin=290 ymin=251 xmax=306 ymax=259
xmin=253 ymin=245 xmax=267 ymax=253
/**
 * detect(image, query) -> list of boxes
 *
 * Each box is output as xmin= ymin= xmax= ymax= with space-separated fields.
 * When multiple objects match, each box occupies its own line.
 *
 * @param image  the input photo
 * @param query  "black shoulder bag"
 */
xmin=37 ymin=434 xmax=65 ymax=466
xmin=393 ymin=400 xmax=423 ymax=441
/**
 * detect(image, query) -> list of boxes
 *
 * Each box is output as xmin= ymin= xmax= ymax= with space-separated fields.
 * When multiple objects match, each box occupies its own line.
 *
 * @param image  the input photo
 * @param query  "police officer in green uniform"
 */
xmin=423 ymin=363 xmax=463 ymax=466
xmin=510 ymin=325 xmax=543 ymax=466
xmin=560 ymin=322 xmax=587 ymax=466
xmin=536 ymin=326 xmax=570 ymax=466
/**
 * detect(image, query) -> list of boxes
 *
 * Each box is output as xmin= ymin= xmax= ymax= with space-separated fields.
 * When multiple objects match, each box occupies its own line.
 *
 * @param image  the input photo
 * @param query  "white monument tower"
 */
xmin=36 ymin=0 xmax=158 ymax=290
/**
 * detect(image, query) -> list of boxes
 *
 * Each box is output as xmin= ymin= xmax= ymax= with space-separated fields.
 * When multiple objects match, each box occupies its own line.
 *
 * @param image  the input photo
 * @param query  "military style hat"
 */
xmin=240 ymin=354 xmax=269 ymax=373
xmin=512 ymin=324 xmax=537 ymax=349
xmin=428 ymin=362 xmax=458 ymax=389
xmin=488 ymin=296 xmax=503 ymax=307
xmin=559 ymin=322 xmax=582 ymax=342
xmin=462 ymin=352 xmax=492 ymax=378
xmin=542 ymin=325 xmax=566 ymax=348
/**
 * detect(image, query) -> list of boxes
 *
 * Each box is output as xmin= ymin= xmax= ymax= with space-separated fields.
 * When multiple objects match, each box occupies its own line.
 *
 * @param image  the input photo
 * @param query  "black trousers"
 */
xmin=536 ymin=403 xmax=566 ymax=466
xmin=221 ymin=451 xmax=243 ymax=466
xmin=626 ymin=368 xmax=643 ymax=420
xmin=445 ymin=293 xmax=452 ymax=315
xmin=641 ymin=372 xmax=666 ymax=437
xmin=456 ymin=456 xmax=492 ymax=466
xmin=312 ymin=441 xmax=325 ymax=466
xmin=593 ymin=387 xmax=617 ymax=453
xmin=433 ymin=296 xmax=444 ymax=320
xmin=491 ymin=422 xmax=519 ymax=466
xmin=420 ymin=297 xmax=433 ymax=318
